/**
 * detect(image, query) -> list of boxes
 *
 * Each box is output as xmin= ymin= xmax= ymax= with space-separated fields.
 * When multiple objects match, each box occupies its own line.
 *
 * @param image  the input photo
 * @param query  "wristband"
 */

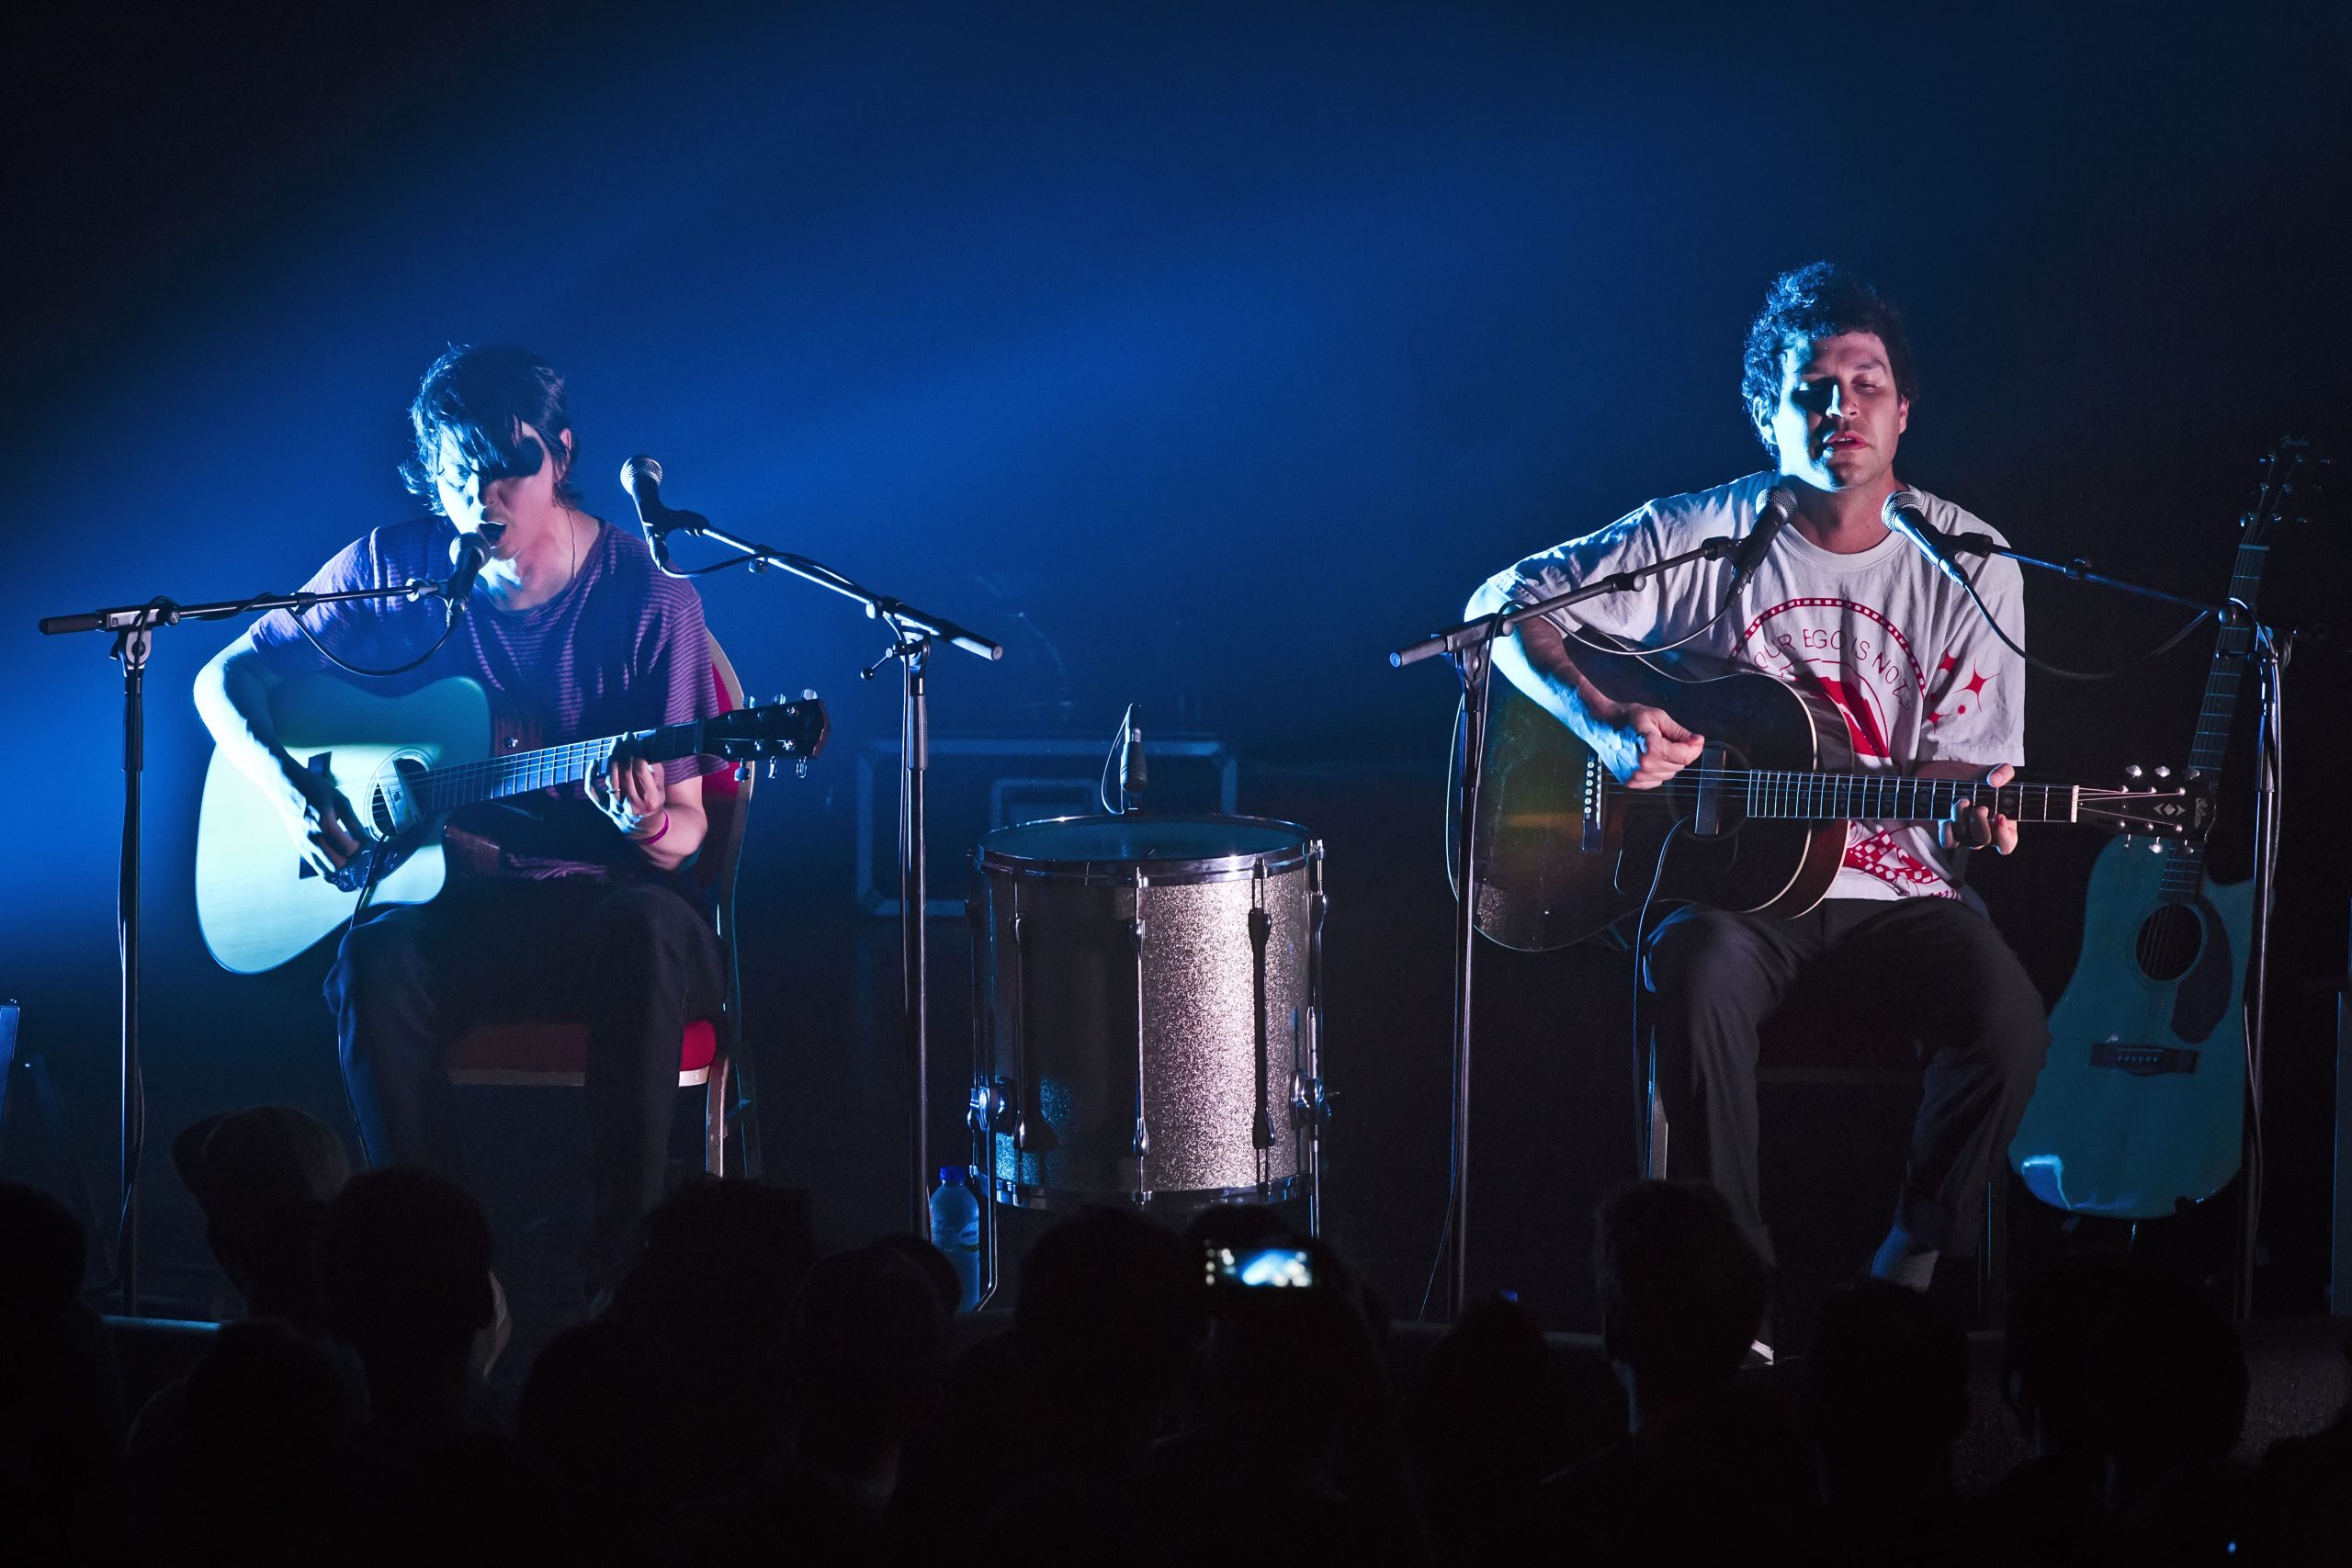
xmin=632 ymin=808 xmax=671 ymax=848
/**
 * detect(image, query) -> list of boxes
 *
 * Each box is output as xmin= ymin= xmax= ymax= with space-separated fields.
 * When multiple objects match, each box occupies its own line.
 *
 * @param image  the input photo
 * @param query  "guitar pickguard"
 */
xmin=323 ymin=841 xmax=419 ymax=895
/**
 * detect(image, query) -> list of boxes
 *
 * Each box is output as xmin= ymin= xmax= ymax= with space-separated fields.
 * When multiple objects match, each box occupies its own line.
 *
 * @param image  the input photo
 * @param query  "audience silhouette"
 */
xmin=1509 ymin=1179 xmax=1806 ymax=1562
xmin=1794 ymin=1280 xmax=1975 ymax=1563
xmin=6 ymin=1112 xmax=2343 ymax=1564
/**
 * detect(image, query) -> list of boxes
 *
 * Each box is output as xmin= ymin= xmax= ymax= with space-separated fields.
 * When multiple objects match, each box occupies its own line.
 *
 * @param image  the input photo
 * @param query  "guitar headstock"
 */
xmin=2243 ymin=435 xmax=2320 ymax=553
xmin=2078 ymin=763 xmax=2213 ymax=841
xmin=706 ymin=693 xmax=831 ymax=773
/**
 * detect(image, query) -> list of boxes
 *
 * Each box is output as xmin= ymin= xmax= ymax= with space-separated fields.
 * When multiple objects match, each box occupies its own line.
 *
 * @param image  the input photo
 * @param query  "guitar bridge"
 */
xmin=2087 ymin=1041 xmax=2199 ymax=1077
xmin=1581 ymin=755 xmax=1605 ymax=853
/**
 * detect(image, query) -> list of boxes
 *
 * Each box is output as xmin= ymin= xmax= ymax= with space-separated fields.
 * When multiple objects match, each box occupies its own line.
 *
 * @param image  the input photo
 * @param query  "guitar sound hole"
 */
xmin=2133 ymin=903 xmax=2203 ymax=984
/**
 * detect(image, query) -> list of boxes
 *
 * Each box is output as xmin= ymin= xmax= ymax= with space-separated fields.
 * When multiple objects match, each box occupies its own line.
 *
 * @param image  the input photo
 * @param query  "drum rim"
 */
xmin=975 ymin=811 xmax=1315 ymax=884
xmin=976 ymin=1171 xmax=1299 ymax=1213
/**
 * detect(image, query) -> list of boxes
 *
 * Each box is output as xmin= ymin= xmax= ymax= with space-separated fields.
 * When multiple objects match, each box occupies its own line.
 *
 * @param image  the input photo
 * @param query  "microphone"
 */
xmin=443 ymin=530 xmax=492 ymax=621
xmin=1726 ymin=483 xmax=1799 ymax=584
xmin=620 ymin=455 xmax=710 ymax=542
xmin=1882 ymin=489 xmax=1979 ymax=589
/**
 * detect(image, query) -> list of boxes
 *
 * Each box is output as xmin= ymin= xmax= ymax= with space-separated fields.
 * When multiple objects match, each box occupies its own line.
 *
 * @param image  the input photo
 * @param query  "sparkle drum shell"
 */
xmin=969 ymin=815 xmax=1323 ymax=1209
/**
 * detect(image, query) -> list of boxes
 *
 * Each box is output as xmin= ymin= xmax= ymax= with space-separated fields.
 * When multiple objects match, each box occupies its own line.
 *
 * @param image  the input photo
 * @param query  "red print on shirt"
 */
xmin=1739 ymin=598 xmax=1928 ymax=762
xmin=1923 ymin=650 xmax=1994 ymax=728
xmin=1843 ymin=827 xmax=1959 ymax=897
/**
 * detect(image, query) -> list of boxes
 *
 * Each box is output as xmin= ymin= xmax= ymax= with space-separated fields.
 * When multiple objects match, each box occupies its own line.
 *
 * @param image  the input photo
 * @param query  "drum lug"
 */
xmin=1291 ymin=1075 xmax=1332 ymax=1127
xmin=972 ymin=1075 xmax=1023 ymax=1137
xmin=1131 ymin=870 xmax=1150 ymax=1160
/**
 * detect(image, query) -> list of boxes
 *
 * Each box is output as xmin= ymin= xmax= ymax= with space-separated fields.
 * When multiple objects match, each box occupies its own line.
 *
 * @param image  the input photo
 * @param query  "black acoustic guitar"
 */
xmin=1448 ymin=649 xmax=2207 ymax=952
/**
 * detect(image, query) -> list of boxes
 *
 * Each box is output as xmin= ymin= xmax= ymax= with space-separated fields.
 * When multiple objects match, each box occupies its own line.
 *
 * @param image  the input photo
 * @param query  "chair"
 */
xmin=443 ymin=632 xmax=761 ymax=1178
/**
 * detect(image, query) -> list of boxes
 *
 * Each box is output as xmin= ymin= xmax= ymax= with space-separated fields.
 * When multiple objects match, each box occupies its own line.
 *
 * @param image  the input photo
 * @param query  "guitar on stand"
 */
xmin=194 ymin=672 xmax=828 ymax=974
xmin=2008 ymin=437 xmax=2312 ymax=1218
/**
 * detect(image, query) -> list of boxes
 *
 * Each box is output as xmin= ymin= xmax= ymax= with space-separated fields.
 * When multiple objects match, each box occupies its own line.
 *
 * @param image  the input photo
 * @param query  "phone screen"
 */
xmin=1205 ymin=1243 xmax=1315 ymax=1289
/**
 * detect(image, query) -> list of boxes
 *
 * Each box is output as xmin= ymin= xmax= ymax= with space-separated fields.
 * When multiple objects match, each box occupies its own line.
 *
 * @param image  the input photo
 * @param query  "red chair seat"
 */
xmin=446 ymin=1018 xmax=719 ymax=1080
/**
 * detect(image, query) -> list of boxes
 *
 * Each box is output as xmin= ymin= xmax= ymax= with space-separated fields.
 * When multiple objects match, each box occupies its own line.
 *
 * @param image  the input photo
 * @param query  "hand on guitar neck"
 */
xmin=1923 ymin=760 xmax=2020 ymax=856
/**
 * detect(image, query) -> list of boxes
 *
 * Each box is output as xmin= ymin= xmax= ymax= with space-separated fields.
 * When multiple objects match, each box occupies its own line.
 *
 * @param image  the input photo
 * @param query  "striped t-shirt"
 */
xmin=248 ymin=515 xmax=719 ymax=881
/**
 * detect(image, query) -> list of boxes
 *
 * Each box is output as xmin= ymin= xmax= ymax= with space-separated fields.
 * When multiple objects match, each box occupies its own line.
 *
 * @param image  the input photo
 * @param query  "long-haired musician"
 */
xmin=193 ymin=344 xmax=725 ymax=1298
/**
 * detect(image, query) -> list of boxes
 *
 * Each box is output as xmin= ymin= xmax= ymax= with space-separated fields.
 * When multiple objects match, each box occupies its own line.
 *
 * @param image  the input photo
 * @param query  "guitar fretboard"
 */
xmin=417 ymin=738 xmax=629 ymax=814
xmin=1648 ymin=771 xmax=2077 ymax=824
xmin=2161 ymin=442 xmax=2297 ymax=898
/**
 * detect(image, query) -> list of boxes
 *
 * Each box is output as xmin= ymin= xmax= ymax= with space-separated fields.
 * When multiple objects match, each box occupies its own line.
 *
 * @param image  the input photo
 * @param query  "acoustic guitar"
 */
xmin=195 ymin=673 xmax=828 ymax=974
xmin=2007 ymin=437 xmax=2309 ymax=1218
xmin=1447 ymin=649 xmax=2207 ymax=953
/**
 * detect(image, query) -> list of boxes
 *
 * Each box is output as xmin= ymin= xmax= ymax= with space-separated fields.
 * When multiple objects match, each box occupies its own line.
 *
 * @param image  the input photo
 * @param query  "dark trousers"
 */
xmin=1643 ymin=897 xmax=2049 ymax=1267
xmin=324 ymin=876 xmax=726 ymax=1280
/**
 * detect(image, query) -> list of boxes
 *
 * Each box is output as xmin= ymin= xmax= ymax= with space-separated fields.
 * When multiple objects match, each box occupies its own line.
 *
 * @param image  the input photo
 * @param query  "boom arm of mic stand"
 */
xmin=1945 ymin=537 xmax=2235 ymax=621
xmin=665 ymin=520 xmax=1005 ymax=662
xmin=1389 ymin=536 xmax=1737 ymax=668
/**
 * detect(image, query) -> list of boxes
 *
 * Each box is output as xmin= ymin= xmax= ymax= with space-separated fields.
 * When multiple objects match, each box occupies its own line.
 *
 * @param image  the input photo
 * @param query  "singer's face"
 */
xmin=1757 ymin=332 xmax=1908 ymax=492
xmin=431 ymin=426 xmax=563 ymax=549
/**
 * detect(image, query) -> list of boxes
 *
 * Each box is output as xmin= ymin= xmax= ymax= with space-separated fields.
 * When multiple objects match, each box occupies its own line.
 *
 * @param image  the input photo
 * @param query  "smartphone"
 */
xmin=1204 ymin=1242 xmax=1316 ymax=1290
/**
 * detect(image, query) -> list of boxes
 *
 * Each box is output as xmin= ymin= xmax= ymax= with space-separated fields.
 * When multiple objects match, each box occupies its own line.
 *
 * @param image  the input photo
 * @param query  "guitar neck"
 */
xmin=1712 ymin=772 xmax=2081 ymax=824
xmin=417 ymin=721 xmax=701 ymax=815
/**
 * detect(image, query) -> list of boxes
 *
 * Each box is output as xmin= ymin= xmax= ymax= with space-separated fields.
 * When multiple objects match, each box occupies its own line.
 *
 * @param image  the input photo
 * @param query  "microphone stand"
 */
xmin=640 ymin=517 xmax=1001 ymax=1235
xmin=1389 ymin=536 xmax=1742 ymax=1322
xmin=1942 ymin=535 xmax=2289 ymax=1320
xmin=36 ymin=576 xmax=474 ymax=1314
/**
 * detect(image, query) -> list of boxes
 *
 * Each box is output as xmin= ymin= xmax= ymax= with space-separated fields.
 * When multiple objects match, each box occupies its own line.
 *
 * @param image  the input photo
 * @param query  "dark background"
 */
xmin=3 ymin=1 xmax=2346 ymax=1330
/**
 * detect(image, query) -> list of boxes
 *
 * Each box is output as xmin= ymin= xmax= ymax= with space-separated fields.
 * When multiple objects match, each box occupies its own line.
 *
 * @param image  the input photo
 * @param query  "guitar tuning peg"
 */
xmin=2153 ymin=765 xmax=2171 ymax=780
xmin=2148 ymin=840 xmax=2165 ymax=853
xmin=801 ymin=688 xmax=819 ymax=701
xmin=2123 ymin=764 xmax=2143 ymax=780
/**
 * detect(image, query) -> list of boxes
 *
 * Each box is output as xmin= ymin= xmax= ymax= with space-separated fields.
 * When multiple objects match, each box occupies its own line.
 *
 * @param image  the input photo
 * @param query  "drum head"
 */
xmin=978 ymin=813 xmax=1309 ymax=884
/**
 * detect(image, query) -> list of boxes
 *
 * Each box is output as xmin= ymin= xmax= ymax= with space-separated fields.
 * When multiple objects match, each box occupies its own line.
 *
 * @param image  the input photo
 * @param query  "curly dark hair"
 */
xmin=398 ymin=343 xmax=583 ymax=513
xmin=1741 ymin=262 xmax=1917 ymax=452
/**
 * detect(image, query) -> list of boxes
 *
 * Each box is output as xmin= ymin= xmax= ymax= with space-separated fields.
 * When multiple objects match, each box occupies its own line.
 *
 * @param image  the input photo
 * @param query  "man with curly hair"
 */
xmin=1467 ymin=264 xmax=2048 ymax=1294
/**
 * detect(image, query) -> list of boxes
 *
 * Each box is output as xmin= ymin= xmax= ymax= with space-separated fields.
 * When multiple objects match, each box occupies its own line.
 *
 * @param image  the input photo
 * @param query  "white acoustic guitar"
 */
xmin=195 ymin=673 xmax=827 ymax=974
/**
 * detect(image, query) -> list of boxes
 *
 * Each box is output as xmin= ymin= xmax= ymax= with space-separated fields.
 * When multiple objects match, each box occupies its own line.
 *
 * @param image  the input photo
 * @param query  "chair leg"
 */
xmin=1979 ymin=1170 xmax=2009 ymax=1325
xmin=705 ymin=1055 xmax=729 ymax=1176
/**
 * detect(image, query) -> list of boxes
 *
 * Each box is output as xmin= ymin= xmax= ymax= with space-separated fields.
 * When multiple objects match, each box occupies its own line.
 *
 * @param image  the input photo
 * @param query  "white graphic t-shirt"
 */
xmin=1466 ymin=471 xmax=2026 ymax=901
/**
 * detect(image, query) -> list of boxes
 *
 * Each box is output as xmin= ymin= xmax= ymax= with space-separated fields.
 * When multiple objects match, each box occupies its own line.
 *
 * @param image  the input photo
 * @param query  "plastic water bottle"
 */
xmin=928 ymin=1166 xmax=982 ymax=1312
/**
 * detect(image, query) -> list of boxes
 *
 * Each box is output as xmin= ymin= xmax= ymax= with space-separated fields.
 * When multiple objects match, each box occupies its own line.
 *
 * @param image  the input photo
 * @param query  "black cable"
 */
xmin=1099 ymin=704 xmax=1136 ymax=815
xmin=284 ymin=598 xmax=464 ymax=681
xmin=2240 ymin=624 xmax=2287 ymax=1295
xmin=1551 ymin=570 xmax=1747 ymax=666
xmin=1950 ymin=557 xmax=2216 ymax=682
